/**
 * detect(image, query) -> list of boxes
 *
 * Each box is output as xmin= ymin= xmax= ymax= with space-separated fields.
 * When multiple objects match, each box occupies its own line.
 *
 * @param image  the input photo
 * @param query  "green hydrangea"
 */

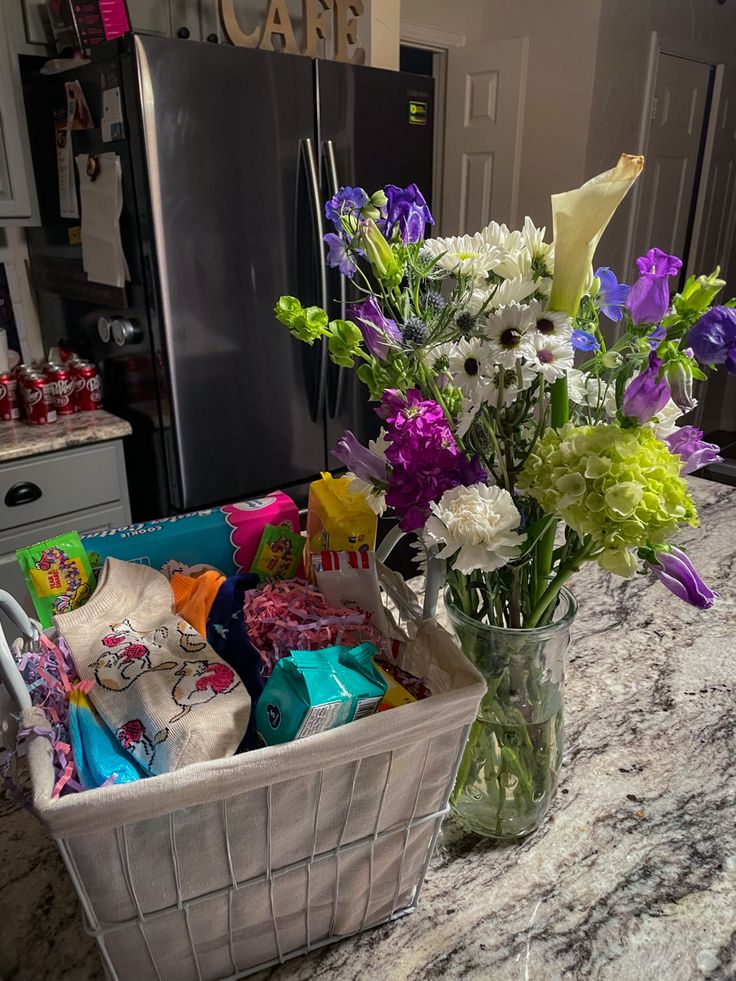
xmin=518 ymin=423 xmax=698 ymax=564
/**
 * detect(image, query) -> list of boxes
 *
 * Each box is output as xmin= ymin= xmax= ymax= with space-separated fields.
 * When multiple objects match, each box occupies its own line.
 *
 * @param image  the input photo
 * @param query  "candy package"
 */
xmin=312 ymin=549 xmax=388 ymax=633
xmin=250 ymin=524 xmax=305 ymax=581
xmin=255 ymin=642 xmax=387 ymax=746
xmin=16 ymin=532 xmax=96 ymax=628
xmin=306 ymin=473 xmax=377 ymax=563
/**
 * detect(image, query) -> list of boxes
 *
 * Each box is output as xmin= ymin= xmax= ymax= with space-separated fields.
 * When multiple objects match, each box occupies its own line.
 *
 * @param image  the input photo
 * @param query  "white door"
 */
xmin=632 ymin=53 xmax=712 ymax=266
xmin=441 ymin=37 xmax=527 ymax=235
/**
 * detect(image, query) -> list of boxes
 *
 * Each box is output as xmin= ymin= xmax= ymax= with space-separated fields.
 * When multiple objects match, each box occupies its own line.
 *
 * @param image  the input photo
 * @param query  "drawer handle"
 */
xmin=5 ymin=482 xmax=43 ymax=507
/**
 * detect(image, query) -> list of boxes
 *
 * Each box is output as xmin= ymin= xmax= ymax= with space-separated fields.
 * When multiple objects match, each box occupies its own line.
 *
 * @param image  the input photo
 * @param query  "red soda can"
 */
xmin=74 ymin=361 xmax=102 ymax=412
xmin=22 ymin=372 xmax=57 ymax=425
xmin=0 ymin=371 xmax=20 ymax=421
xmin=45 ymin=364 xmax=75 ymax=416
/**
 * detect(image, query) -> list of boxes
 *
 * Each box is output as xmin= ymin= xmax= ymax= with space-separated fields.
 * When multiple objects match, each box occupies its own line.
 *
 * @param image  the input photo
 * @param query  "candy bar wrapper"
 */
xmin=306 ymin=473 xmax=377 ymax=572
xmin=16 ymin=532 xmax=96 ymax=629
xmin=250 ymin=524 xmax=305 ymax=581
xmin=312 ymin=549 xmax=388 ymax=634
xmin=255 ymin=642 xmax=387 ymax=747
xmin=81 ymin=490 xmax=299 ymax=578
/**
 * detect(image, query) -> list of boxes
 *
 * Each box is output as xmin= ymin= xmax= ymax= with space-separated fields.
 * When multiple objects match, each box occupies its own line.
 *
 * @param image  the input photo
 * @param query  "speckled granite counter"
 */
xmin=0 ymin=478 xmax=734 ymax=981
xmin=0 ymin=411 xmax=131 ymax=463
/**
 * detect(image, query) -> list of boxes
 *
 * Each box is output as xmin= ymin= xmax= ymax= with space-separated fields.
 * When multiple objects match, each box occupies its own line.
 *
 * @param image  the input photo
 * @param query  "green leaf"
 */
xmin=274 ymin=295 xmax=302 ymax=327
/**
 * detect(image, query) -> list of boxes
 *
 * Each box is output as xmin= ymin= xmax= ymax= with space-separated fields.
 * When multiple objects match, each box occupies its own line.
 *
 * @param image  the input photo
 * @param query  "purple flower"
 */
xmin=645 ymin=546 xmax=716 ymax=609
xmin=332 ymin=431 xmax=387 ymax=483
xmin=324 ymin=186 xmax=369 ymax=230
xmin=351 ymin=296 xmax=401 ymax=361
xmin=622 ymin=354 xmax=670 ymax=423
xmin=626 ymin=248 xmax=682 ymax=325
xmin=686 ymin=306 xmax=736 ymax=372
xmin=378 ymin=389 xmax=487 ymax=531
xmin=648 ymin=325 xmax=667 ymax=348
xmin=664 ymin=426 xmax=722 ymax=475
xmin=324 ymin=233 xmax=356 ymax=278
xmin=594 ymin=266 xmax=630 ymax=322
xmin=384 ymin=183 xmax=434 ymax=244
xmin=571 ymin=329 xmax=600 ymax=351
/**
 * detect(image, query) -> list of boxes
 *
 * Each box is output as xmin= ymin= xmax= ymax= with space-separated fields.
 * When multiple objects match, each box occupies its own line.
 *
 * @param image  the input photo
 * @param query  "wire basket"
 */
xmin=0 ymin=572 xmax=485 ymax=981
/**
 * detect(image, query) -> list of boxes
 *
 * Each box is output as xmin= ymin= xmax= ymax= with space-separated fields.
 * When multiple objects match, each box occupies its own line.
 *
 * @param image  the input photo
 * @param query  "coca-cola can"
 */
xmin=21 ymin=372 xmax=57 ymax=425
xmin=73 ymin=361 xmax=102 ymax=412
xmin=45 ymin=364 xmax=75 ymax=415
xmin=0 ymin=371 xmax=20 ymax=421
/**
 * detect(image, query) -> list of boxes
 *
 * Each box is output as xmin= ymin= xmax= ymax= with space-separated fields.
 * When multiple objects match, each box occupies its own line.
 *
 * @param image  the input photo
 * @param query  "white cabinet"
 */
xmin=0 ymin=3 xmax=40 ymax=224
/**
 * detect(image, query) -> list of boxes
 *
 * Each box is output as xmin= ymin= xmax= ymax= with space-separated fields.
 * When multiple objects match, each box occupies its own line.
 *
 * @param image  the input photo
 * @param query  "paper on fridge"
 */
xmin=75 ymin=152 xmax=130 ymax=288
xmin=55 ymin=108 xmax=78 ymax=219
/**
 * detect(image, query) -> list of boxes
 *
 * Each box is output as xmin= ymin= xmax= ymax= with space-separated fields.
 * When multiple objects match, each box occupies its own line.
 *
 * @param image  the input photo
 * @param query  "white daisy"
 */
xmin=488 ymin=274 xmax=538 ymax=309
xmin=652 ymin=397 xmax=697 ymax=438
xmin=521 ymin=216 xmax=555 ymax=276
xmin=425 ymin=484 xmax=524 ymax=574
xmin=455 ymin=394 xmax=485 ymax=437
xmin=526 ymin=299 xmax=573 ymax=340
xmin=529 ymin=332 xmax=574 ymax=381
xmin=479 ymin=220 xmax=513 ymax=250
xmin=448 ymin=338 xmax=493 ymax=401
xmin=485 ymin=361 xmax=537 ymax=408
xmin=422 ymin=233 xmax=503 ymax=280
xmin=483 ymin=302 xmax=536 ymax=367
xmin=567 ymin=369 xmax=617 ymax=419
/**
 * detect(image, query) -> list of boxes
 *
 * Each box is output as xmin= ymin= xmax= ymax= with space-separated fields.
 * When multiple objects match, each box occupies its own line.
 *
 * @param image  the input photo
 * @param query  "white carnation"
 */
xmin=422 ymin=233 xmax=503 ymax=280
xmin=425 ymin=484 xmax=524 ymax=574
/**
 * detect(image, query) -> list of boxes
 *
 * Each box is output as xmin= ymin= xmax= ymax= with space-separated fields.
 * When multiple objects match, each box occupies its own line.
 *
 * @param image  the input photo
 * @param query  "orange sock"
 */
xmin=170 ymin=571 xmax=226 ymax=636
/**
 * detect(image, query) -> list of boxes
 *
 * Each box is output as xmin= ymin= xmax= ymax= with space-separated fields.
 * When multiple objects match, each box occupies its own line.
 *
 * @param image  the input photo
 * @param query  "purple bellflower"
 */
xmin=646 ymin=546 xmax=716 ymax=609
xmin=384 ymin=184 xmax=434 ymax=244
xmin=332 ymin=431 xmax=387 ymax=484
xmin=622 ymin=354 xmax=670 ymax=423
xmin=648 ymin=325 xmax=667 ymax=348
xmin=594 ymin=266 xmax=630 ymax=321
xmin=664 ymin=426 xmax=722 ymax=475
xmin=571 ymin=329 xmax=600 ymax=351
xmin=351 ymin=296 xmax=402 ymax=361
xmin=687 ymin=306 xmax=736 ymax=372
xmin=626 ymin=248 xmax=682 ymax=325
xmin=324 ymin=233 xmax=356 ymax=278
xmin=324 ymin=186 xmax=369 ymax=231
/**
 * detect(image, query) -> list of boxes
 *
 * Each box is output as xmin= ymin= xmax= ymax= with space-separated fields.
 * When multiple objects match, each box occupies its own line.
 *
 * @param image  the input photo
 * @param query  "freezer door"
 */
xmin=133 ymin=35 xmax=326 ymax=509
xmin=316 ymin=60 xmax=435 ymax=455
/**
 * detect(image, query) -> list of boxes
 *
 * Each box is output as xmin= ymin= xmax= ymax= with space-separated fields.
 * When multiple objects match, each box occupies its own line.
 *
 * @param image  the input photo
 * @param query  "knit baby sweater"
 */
xmin=55 ymin=558 xmax=251 ymax=775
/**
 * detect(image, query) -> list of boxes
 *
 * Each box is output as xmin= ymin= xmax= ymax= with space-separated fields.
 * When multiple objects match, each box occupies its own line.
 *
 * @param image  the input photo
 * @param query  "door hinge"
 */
xmin=650 ymin=95 xmax=658 ymax=122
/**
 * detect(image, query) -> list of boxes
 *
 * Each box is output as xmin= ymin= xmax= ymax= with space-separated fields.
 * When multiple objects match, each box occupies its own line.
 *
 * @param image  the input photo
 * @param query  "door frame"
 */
xmin=623 ymin=31 xmax=731 ymax=278
xmin=399 ymin=21 xmax=467 ymax=234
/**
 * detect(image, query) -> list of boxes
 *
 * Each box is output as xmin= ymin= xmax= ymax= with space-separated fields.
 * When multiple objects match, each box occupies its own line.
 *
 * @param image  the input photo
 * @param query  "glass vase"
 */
xmin=446 ymin=588 xmax=576 ymax=840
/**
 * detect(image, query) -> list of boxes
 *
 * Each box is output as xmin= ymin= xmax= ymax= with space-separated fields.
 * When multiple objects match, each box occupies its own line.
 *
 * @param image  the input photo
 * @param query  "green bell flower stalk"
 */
xmin=679 ymin=267 xmax=726 ymax=314
xmin=356 ymin=218 xmax=403 ymax=286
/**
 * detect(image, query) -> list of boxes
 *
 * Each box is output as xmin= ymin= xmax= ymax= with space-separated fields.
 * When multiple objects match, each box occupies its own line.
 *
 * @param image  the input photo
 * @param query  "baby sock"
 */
xmin=55 ymin=558 xmax=250 ymax=775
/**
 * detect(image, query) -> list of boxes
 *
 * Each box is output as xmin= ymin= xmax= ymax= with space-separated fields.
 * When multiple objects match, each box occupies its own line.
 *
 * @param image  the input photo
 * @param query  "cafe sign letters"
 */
xmin=220 ymin=0 xmax=365 ymax=63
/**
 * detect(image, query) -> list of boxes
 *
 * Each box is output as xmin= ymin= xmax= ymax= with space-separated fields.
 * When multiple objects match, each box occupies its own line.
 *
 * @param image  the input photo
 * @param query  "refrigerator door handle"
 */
xmin=323 ymin=138 xmax=347 ymax=419
xmin=302 ymin=137 xmax=329 ymax=422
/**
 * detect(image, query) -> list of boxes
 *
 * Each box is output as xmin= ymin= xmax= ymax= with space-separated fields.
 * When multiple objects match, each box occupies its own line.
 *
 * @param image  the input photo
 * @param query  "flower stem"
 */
xmin=526 ymin=540 xmax=595 ymax=628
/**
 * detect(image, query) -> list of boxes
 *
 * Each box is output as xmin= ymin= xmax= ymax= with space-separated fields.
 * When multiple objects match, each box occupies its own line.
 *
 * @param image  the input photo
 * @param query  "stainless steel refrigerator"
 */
xmin=23 ymin=35 xmax=434 ymax=518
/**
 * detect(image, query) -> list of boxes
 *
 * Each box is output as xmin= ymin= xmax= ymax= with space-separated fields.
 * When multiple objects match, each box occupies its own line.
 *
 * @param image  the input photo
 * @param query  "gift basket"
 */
xmin=0 ymin=481 xmax=485 ymax=981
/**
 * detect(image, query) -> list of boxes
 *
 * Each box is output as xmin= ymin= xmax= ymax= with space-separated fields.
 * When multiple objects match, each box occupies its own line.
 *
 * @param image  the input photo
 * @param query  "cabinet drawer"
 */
xmin=0 ymin=442 xmax=124 ymax=532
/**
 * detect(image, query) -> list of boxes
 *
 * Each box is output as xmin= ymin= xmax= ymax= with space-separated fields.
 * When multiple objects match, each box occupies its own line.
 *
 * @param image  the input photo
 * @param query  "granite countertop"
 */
xmin=0 ymin=410 xmax=132 ymax=463
xmin=0 ymin=477 xmax=734 ymax=980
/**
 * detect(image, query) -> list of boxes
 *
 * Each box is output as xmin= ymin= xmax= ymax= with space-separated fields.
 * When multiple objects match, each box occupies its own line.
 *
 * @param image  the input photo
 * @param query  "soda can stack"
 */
xmin=21 ymin=371 xmax=57 ymax=425
xmin=44 ymin=363 xmax=75 ymax=416
xmin=0 ymin=370 xmax=20 ymax=421
xmin=71 ymin=361 xmax=102 ymax=412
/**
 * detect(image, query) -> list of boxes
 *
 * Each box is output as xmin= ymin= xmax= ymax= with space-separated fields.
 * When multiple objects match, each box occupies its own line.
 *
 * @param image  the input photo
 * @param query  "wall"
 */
xmin=479 ymin=0 xmax=603 ymax=230
xmin=586 ymin=0 xmax=736 ymax=277
xmin=401 ymin=0 xmax=483 ymax=41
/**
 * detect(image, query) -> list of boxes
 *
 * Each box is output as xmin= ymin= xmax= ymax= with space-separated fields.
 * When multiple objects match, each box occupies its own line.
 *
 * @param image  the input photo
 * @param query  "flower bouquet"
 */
xmin=276 ymin=155 xmax=734 ymax=838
